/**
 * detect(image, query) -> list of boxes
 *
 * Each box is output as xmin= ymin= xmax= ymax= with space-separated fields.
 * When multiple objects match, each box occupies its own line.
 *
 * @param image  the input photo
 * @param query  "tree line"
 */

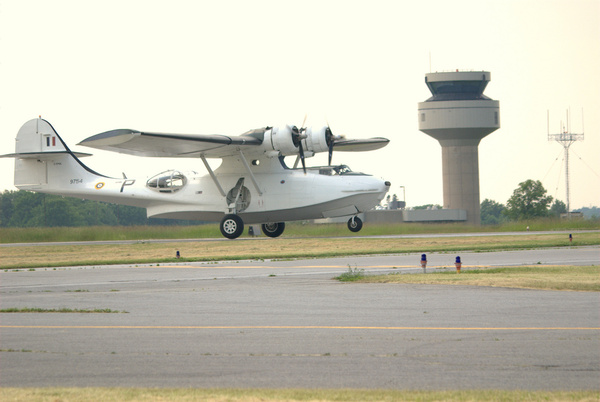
xmin=385 ymin=179 xmax=596 ymax=224
xmin=1 ymin=179 xmax=597 ymax=228
xmin=0 ymin=190 xmax=197 ymax=227
xmin=481 ymin=179 xmax=597 ymax=224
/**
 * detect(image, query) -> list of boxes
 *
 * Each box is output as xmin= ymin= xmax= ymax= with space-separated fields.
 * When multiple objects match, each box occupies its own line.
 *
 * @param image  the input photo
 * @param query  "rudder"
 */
xmin=15 ymin=118 xmax=69 ymax=155
xmin=3 ymin=118 xmax=104 ymax=190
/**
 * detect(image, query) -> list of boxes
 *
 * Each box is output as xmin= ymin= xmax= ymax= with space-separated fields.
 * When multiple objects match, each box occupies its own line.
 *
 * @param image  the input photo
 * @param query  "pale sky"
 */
xmin=1 ymin=0 xmax=599 ymax=209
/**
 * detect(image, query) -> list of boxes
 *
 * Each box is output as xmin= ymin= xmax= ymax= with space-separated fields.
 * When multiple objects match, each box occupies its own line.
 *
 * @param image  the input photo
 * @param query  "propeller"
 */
xmin=324 ymin=124 xmax=344 ymax=166
xmin=325 ymin=126 xmax=334 ymax=166
xmin=291 ymin=125 xmax=307 ymax=174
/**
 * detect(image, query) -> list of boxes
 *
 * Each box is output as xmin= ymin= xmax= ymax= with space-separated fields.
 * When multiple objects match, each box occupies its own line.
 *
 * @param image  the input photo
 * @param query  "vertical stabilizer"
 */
xmin=2 ymin=118 xmax=107 ymax=190
xmin=15 ymin=118 xmax=69 ymax=154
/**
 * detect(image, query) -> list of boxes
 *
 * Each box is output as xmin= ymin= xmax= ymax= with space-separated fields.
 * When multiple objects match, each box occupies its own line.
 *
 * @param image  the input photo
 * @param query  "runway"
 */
xmin=1 ymin=247 xmax=599 ymax=389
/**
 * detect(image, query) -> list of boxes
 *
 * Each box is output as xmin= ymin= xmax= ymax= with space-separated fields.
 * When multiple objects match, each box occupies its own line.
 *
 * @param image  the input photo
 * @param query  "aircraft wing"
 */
xmin=333 ymin=137 xmax=389 ymax=152
xmin=78 ymin=129 xmax=263 ymax=158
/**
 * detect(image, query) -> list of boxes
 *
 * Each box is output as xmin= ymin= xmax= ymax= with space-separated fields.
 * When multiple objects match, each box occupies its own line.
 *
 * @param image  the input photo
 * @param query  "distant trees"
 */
xmin=479 ymin=180 xmax=587 ymax=224
xmin=413 ymin=204 xmax=442 ymax=210
xmin=0 ymin=190 xmax=196 ymax=227
xmin=549 ymin=200 xmax=567 ymax=217
xmin=480 ymin=199 xmax=506 ymax=225
xmin=504 ymin=179 xmax=553 ymax=221
xmin=576 ymin=206 xmax=599 ymax=219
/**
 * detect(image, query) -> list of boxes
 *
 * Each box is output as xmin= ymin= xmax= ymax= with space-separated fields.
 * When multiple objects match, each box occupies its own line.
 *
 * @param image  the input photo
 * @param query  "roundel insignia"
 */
xmin=95 ymin=182 xmax=105 ymax=190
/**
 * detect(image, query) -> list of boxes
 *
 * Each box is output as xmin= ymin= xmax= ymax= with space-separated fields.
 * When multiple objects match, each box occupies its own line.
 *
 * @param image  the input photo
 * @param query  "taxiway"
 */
xmin=1 ymin=246 xmax=598 ymax=389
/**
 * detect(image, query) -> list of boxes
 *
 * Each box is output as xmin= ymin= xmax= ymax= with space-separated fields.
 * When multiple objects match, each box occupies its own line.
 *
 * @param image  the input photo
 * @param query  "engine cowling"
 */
xmin=264 ymin=125 xmax=333 ymax=161
xmin=266 ymin=125 xmax=299 ymax=156
xmin=302 ymin=126 xmax=330 ymax=154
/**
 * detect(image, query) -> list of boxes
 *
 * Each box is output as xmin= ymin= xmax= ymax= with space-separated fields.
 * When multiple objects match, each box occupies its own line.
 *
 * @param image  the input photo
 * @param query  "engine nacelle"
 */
xmin=265 ymin=125 xmax=298 ymax=156
xmin=263 ymin=125 xmax=331 ymax=158
xmin=303 ymin=126 xmax=330 ymax=154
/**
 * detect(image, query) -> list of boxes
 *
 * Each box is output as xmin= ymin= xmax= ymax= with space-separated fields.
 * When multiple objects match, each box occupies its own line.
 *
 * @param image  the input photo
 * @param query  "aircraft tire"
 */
xmin=347 ymin=216 xmax=363 ymax=232
xmin=261 ymin=222 xmax=285 ymax=238
xmin=220 ymin=214 xmax=244 ymax=239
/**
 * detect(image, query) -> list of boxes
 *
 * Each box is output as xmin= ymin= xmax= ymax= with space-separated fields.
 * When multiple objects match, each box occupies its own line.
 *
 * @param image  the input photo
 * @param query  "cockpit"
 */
xmin=146 ymin=170 xmax=187 ymax=193
xmin=308 ymin=165 xmax=368 ymax=176
xmin=278 ymin=156 xmax=368 ymax=176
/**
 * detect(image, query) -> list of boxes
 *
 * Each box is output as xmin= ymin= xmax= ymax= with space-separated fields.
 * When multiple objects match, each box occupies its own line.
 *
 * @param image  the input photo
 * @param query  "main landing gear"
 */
xmin=261 ymin=222 xmax=285 ymax=238
xmin=220 ymin=215 xmax=363 ymax=239
xmin=220 ymin=214 xmax=244 ymax=239
xmin=347 ymin=216 xmax=363 ymax=232
xmin=220 ymin=214 xmax=286 ymax=239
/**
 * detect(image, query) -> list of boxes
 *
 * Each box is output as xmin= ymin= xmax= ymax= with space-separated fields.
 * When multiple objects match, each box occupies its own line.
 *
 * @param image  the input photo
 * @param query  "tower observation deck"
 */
xmin=418 ymin=71 xmax=500 ymax=225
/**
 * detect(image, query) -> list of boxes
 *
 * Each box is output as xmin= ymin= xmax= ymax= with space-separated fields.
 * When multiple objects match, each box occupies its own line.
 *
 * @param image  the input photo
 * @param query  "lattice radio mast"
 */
xmin=547 ymin=109 xmax=584 ymax=217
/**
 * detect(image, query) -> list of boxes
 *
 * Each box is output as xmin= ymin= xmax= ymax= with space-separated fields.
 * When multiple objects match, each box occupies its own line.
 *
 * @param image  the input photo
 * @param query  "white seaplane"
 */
xmin=3 ymin=118 xmax=390 ymax=239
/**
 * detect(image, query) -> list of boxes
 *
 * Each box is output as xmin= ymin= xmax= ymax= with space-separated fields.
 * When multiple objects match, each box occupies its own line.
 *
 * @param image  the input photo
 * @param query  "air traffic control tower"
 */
xmin=418 ymin=71 xmax=500 ymax=225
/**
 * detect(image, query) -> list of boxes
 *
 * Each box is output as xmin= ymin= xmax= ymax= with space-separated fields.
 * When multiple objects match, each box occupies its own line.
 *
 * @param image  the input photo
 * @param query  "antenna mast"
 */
xmin=547 ymin=109 xmax=584 ymax=217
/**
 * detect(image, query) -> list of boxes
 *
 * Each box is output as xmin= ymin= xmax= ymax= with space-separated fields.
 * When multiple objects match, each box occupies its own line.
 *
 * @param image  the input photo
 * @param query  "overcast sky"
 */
xmin=1 ymin=0 xmax=598 ymax=209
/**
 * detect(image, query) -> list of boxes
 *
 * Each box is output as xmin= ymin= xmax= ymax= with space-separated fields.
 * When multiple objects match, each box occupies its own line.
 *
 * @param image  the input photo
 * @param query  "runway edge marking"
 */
xmin=1 ymin=325 xmax=599 ymax=330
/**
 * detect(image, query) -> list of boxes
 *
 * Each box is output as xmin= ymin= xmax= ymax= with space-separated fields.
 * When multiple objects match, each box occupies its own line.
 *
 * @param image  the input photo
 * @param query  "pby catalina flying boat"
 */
xmin=3 ymin=118 xmax=390 ymax=239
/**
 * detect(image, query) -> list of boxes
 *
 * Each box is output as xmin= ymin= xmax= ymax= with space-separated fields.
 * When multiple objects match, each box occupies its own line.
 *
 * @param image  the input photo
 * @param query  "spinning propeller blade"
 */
xmin=291 ymin=125 xmax=307 ymax=174
xmin=325 ymin=124 xmax=344 ymax=166
xmin=326 ymin=126 xmax=334 ymax=166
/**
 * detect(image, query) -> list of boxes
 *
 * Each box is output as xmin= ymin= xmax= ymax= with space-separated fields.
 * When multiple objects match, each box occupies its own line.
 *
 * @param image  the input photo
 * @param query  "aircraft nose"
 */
xmin=385 ymin=181 xmax=391 ymax=187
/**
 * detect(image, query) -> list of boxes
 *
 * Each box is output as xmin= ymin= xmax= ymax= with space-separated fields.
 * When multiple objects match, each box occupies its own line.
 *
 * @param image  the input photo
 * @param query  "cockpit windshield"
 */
xmin=311 ymin=165 xmax=366 ymax=176
xmin=146 ymin=170 xmax=187 ymax=193
xmin=278 ymin=157 xmax=368 ymax=176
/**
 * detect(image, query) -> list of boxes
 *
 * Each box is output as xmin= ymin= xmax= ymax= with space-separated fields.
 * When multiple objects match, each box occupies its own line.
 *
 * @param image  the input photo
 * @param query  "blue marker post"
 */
xmin=569 ymin=233 xmax=573 ymax=245
xmin=455 ymin=256 xmax=462 ymax=273
xmin=420 ymin=254 xmax=427 ymax=273
xmin=176 ymin=250 xmax=181 ymax=259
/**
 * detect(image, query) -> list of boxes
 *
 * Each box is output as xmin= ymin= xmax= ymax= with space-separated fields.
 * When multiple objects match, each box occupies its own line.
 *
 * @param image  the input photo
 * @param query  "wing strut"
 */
xmin=200 ymin=154 xmax=226 ymax=197
xmin=238 ymin=150 xmax=263 ymax=196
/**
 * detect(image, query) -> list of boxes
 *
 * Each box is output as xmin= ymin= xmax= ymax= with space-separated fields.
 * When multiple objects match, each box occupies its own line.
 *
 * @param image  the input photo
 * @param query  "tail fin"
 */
xmin=2 ymin=118 xmax=108 ymax=190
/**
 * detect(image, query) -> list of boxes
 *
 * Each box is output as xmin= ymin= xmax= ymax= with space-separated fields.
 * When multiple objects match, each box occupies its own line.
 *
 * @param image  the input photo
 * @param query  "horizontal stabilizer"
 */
xmin=1 ymin=151 xmax=92 ymax=159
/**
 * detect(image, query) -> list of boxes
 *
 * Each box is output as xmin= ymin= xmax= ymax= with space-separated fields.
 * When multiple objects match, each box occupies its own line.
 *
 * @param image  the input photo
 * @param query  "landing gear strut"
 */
xmin=347 ymin=216 xmax=363 ymax=232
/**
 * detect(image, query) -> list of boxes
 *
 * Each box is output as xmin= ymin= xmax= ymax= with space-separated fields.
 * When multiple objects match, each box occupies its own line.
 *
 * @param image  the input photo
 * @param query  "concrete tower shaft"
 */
xmin=418 ymin=71 xmax=500 ymax=225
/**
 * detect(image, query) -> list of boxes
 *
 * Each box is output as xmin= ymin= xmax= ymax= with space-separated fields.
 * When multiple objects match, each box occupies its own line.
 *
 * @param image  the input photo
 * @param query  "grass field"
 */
xmin=2 ymin=221 xmax=598 ymax=269
xmin=1 ymin=231 xmax=598 ymax=269
xmin=1 ymin=388 xmax=598 ymax=402
xmin=1 ymin=219 xmax=599 ymax=243
xmin=342 ymin=265 xmax=600 ymax=292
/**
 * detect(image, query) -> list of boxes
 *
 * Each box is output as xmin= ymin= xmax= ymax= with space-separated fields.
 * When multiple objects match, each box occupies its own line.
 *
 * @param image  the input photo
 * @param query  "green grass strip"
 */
xmin=0 ymin=307 xmax=127 ymax=313
xmin=358 ymin=265 xmax=600 ymax=292
xmin=1 ymin=219 xmax=599 ymax=243
xmin=0 ymin=388 xmax=598 ymax=402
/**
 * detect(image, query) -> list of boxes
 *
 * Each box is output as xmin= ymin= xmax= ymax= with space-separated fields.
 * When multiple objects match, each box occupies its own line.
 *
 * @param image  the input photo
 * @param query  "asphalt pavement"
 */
xmin=1 ymin=247 xmax=598 ymax=389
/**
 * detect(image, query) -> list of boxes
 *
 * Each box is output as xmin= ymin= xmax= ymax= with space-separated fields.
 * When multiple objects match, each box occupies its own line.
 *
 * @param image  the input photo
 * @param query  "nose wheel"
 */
xmin=347 ymin=216 xmax=363 ymax=232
